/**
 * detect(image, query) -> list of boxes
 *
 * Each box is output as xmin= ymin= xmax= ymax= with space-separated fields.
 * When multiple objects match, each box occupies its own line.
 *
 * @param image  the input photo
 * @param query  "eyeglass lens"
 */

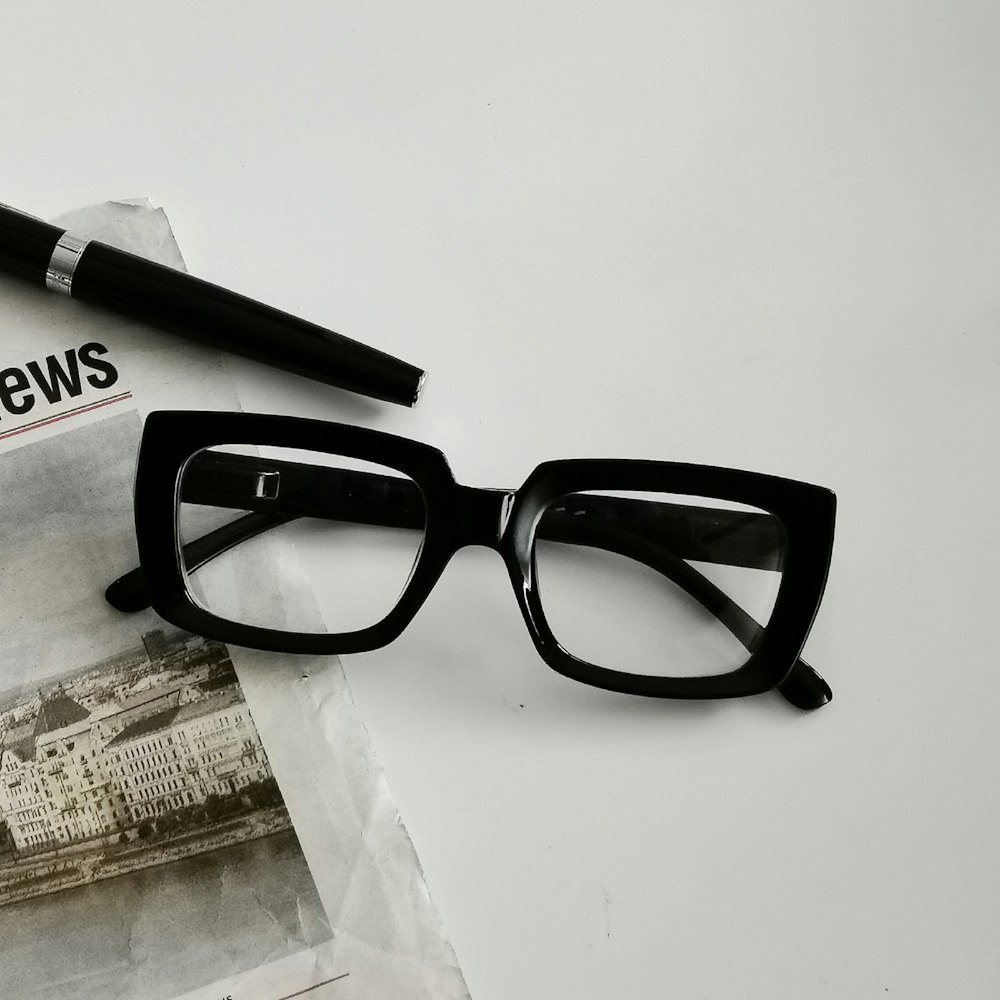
xmin=176 ymin=445 xmax=427 ymax=634
xmin=533 ymin=490 xmax=787 ymax=678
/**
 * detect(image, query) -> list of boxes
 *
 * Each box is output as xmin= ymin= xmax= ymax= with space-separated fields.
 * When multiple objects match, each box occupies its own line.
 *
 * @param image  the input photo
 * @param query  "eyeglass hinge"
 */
xmin=254 ymin=471 xmax=280 ymax=500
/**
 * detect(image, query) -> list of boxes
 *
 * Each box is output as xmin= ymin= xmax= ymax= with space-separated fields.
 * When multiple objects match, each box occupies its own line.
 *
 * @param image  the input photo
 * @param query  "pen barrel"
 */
xmin=71 ymin=242 xmax=425 ymax=406
xmin=0 ymin=208 xmax=62 ymax=283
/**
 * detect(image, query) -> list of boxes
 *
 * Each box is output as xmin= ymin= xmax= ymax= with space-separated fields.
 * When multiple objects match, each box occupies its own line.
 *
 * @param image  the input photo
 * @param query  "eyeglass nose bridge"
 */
xmin=453 ymin=485 xmax=516 ymax=550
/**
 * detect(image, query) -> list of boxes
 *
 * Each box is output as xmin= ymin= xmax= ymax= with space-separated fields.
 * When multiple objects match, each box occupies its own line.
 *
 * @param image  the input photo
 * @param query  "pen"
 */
xmin=0 ymin=202 xmax=426 ymax=406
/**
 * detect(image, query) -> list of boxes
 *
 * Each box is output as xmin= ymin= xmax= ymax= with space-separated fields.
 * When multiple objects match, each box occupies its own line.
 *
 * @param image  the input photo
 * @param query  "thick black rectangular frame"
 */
xmin=125 ymin=410 xmax=836 ymax=709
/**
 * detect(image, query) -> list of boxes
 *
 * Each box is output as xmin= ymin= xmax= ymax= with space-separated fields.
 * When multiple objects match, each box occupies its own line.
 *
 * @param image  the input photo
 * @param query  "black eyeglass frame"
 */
xmin=127 ymin=410 xmax=836 ymax=708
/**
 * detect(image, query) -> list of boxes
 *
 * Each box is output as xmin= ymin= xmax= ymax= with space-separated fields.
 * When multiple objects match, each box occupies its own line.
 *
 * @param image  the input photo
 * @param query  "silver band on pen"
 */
xmin=45 ymin=233 xmax=90 ymax=295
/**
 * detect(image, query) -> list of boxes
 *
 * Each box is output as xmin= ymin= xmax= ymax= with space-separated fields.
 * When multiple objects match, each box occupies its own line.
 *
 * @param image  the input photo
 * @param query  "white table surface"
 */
xmin=4 ymin=5 xmax=998 ymax=998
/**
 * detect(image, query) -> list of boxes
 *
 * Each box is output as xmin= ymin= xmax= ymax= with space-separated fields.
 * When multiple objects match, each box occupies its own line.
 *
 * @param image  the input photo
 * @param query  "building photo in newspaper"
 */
xmin=0 ymin=410 xmax=331 ymax=1000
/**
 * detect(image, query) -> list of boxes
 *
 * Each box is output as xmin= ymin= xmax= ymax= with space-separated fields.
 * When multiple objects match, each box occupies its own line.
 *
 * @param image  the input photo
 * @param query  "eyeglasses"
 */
xmin=107 ymin=411 xmax=836 ymax=710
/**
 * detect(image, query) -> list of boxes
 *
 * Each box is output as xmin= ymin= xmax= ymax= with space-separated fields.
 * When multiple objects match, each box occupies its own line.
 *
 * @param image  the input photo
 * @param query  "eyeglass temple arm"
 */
xmin=105 ymin=453 xmax=828 ymax=708
xmin=106 ymin=509 xmax=300 ymax=614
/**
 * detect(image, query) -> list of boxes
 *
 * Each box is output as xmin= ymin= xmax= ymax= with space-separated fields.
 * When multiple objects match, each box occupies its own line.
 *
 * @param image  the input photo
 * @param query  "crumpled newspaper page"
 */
xmin=0 ymin=200 xmax=470 ymax=1000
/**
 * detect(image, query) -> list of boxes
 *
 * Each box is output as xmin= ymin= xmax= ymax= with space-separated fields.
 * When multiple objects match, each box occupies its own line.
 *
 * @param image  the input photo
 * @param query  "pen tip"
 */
xmin=412 ymin=370 xmax=429 ymax=405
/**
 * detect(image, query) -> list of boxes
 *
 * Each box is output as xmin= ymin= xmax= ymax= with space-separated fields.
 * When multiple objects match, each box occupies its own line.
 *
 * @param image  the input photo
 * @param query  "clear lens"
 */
xmin=533 ymin=490 xmax=786 ymax=677
xmin=177 ymin=444 xmax=426 ymax=634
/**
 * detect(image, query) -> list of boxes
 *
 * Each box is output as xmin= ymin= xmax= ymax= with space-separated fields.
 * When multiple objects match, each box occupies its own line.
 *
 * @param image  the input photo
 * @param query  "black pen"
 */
xmin=0 ymin=202 xmax=426 ymax=406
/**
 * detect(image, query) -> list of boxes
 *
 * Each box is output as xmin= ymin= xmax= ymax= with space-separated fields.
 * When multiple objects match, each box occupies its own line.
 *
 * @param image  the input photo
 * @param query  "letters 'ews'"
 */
xmin=0 ymin=342 xmax=119 ymax=418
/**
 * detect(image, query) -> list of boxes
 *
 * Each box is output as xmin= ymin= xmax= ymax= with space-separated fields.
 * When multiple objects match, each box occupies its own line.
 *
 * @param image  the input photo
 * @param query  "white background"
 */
xmin=3 ymin=5 xmax=998 ymax=997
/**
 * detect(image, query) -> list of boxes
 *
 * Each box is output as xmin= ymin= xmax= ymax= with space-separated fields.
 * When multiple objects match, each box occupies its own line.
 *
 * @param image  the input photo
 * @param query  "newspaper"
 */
xmin=0 ymin=201 xmax=469 ymax=1000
